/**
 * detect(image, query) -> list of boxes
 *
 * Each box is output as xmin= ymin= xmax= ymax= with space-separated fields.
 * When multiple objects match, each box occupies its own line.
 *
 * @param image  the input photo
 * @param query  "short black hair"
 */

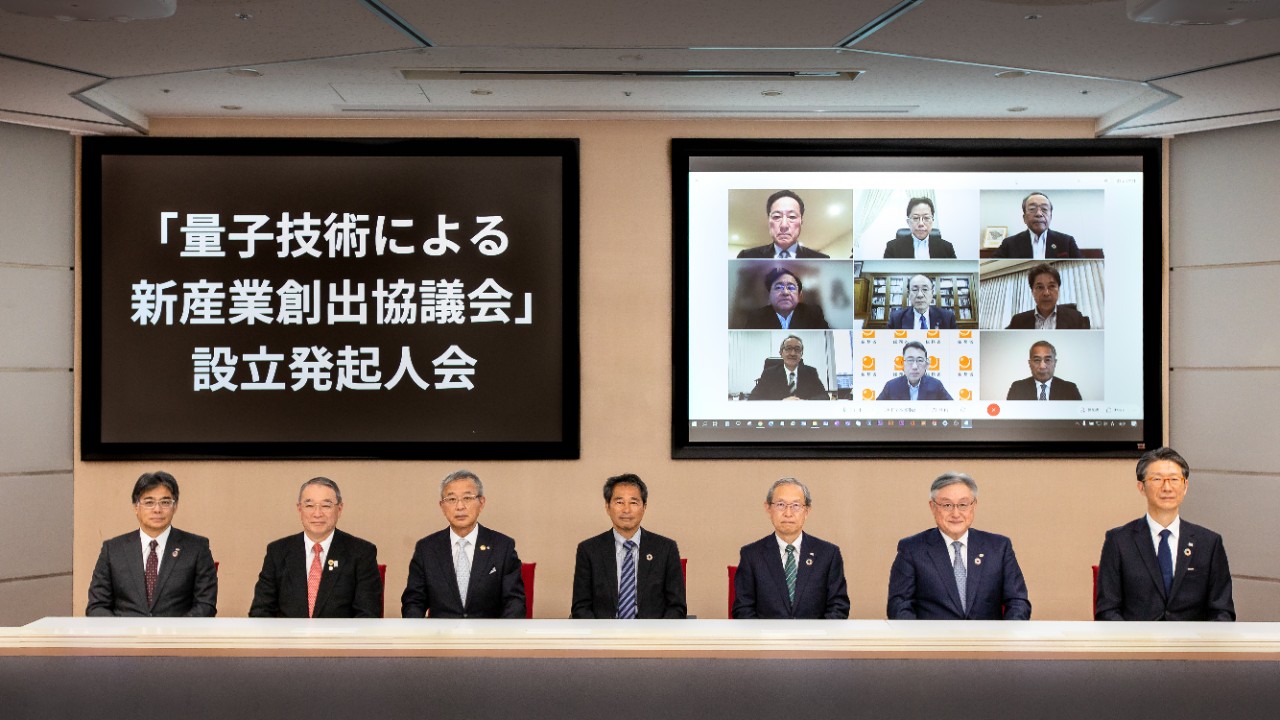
xmin=902 ymin=340 xmax=928 ymax=357
xmin=1027 ymin=263 xmax=1061 ymax=289
xmin=906 ymin=197 xmax=935 ymax=216
xmin=764 ymin=266 xmax=802 ymax=292
xmin=1135 ymin=447 xmax=1190 ymax=483
xmin=132 ymin=471 xmax=179 ymax=504
xmin=604 ymin=473 xmax=648 ymax=505
xmin=766 ymin=190 xmax=805 ymax=216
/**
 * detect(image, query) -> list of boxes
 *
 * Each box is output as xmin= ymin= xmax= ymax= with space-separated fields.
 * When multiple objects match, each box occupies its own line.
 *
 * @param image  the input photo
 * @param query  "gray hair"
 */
xmin=298 ymin=476 xmax=343 ymax=504
xmin=441 ymin=469 xmax=484 ymax=498
xmin=930 ymin=472 xmax=978 ymax=500
xmin=766 ymin=477 xmax=812 ymax=506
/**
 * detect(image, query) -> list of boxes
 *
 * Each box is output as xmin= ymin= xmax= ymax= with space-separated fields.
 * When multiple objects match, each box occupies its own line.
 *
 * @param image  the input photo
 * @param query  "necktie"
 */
xmin=784 ymin=544 xmax=797 ymax=604
xmin=455 ymin=539 xmax=471 ymax=606
xmin=144 ymin=539 xmax=159 ymax=606
xmin=1158 ymin=529 xmax=1173 ymax=595
xmin=618 ymin=540 xmax=637 ymax=619
xmin=952 ymin=540 xmax=967 ymax=614
xmin=788 ymin=371 xmax=796 ymax=394
xmin=779 ymin=249 xmax=790 ymax=259
xmin=1039 ymin=383 xmax=1047 ymax=401
xmin=307 ymin=542 xmax=322 ymax=617
xmin=919 ymin=314 xmax=927 ymax=330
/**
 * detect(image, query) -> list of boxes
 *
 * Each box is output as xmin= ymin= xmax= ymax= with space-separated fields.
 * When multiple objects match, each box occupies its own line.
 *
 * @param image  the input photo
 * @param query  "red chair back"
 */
xmin=378 ymin=563 xmax=387 ymax=618
xmin=680 ymin=558 xmax=687 ymax=586
xmin=727 ymin=565 xmax=738 ymax=618
xmin=522 ymin=562 xmax=536 ymax=619
xmin=1092 ymin=564 xmax=1099 ymax=618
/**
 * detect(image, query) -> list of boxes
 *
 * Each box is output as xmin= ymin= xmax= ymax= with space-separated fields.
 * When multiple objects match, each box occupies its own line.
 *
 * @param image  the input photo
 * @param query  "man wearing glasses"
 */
xmin=887 ymin=472 xmax=1030 ymax=620
xmin=883 ymin=197 xmax=957 ymax=259
xmin=402 ymin=469 xmax=526 ymax=618
xmin=742 ymin=267 xmax=830 ymax=330
xmin=1095 ymin=447 xmax=1235 ymax=621
xmin=1005 ymin=264 xmax=1091 ymax=330
xmin=249 ymin=477 xmax=381 ymax=618
xmin=749 ymin=335 xmax=829 ymax=401
xmin=888 ymin=274 xmax=957 ymax=330
xmin=733 ymin=478 xmax=849 ymax=619
xmin=737 ymin=190 xmax=830 ymax=259
xmin=86 ymin=471 xmax=218 ymax=616
xmin=993 ymin=192 xmax=1084 ymax=259
xmin=877 ymin=341 xmax=953 ymax=401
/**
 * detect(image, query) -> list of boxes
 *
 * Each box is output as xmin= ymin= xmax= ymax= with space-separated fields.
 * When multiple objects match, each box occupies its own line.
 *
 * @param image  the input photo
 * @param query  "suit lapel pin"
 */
xmin=328 ymin=559 xmax=339 ymax=570
xmin=805 ymin=558 xmax=813 ymax=566
xmin=479 ymin=545 xmax=489 ymax=551
xmin=1183 ymin=548 xmax=1191 ymax=556
xmin=974 ymin=553 xmax=984 ymax=566
xmin=171 ymin=548 xmax=180 ymax=558
xmin=645 ymin=553 xmax=653 ymax=561
xmin=489 ymin=567 xmax=497 ymax=575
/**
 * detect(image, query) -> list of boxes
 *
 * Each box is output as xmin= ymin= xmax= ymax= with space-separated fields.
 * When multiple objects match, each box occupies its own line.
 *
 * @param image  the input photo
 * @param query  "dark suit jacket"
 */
xmin=249 ymin=529 xmax=381 ymax=618
xmin=883 ymin=233 xmax=957 ymax=259
xmin=732 ymin=533 xmax=850 ymax=619
xmin=749 ymin=362 xmax=829 ymax=401
xmin=401 ymin=525 xmax=526 ymax=619
xmin=737 ymin=244 xmax=829 ymax=259
xmin=993 ymin=229 xmax=1083 ymax=259
xmin=86 ymin=527 xmax=217 ymax=617
xmin=1095 ymin=517 xmax=1235 ymax=621
xmin=571 ymin=529 xmax=687 ymax=619
xmin=1005 ymin=304 xmax=1091 ymax=329
xmin=878 ymin=374 xmax=953 ymax=401
xmin=1006 ymin=376 xmax=1082 ymax=401
xmin=887 ymin=528 xmax=1031 ymax=620
xmin=741 ymin=303 xmax=830 ymax=330
xmin=888 ymin=306 xmax=957 ymax=330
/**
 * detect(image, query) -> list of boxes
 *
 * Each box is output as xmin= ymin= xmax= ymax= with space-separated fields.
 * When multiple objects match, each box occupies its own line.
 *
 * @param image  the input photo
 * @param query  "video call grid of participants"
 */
xmin=724 ymin=188 xmax=1107 ymax=404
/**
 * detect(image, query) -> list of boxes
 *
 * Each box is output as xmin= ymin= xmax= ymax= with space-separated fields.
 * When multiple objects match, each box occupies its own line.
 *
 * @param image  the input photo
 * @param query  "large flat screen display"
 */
xmin=82 ymin=137 xmax=579 ymax=460
xmin=673 ymin=138 xmax=1161 ymax=458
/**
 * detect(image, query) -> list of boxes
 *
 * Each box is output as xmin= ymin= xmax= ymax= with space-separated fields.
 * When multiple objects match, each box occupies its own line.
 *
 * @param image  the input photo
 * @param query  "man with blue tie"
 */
xmin=888 ymin=274 xmax=957 ymax=330
xmin=736 ymin=190 xmax=830 ymax=259
xmin=887 ymin=472 xmax=1031 ymax=620
xmin=877 ymin=341 xmax=953 ymax=401
xmin=733 ymin=478 xmax=850 ymax=619
xmin=571 ymin=474 xmax=687 ymax=619
xmin=1095 ymin=447 xmax=1235 ymax=621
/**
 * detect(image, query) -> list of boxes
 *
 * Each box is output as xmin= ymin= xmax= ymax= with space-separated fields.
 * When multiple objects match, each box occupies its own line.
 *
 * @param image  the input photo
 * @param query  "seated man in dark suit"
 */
xmin=1006 ymin=340 xmax=1083 ymax=401
xmin=737 ymin=190 xmax=830 ymax=259
xmin=1096 ymin=447 xmax=1235 ymax=621
xmin=1005 ymin=263 xmax=1091 ymax=329
xmin=749 ymin=335 xmax=829 ymax=401
xmin=402 ymin=469 xmax=526 ymax=619
xmin=993 ymin=192 xmax=1084 ymax=259
xmin=883 ymin=197 xmax=957 ymax=259
xmin=878 ymin=341 xmax=953 ymax=401
xmin=887 ymin=274 xmax=957 ymax=330
xmin=86 ymin=471 xmax=217 ymax=617
xmin=733 ymin=478 xmax=849 ymax=619
xmin=741 ymin=267 xmax=830 ymax=330
xmin=887 ymin=472 xmax=1031 ymax=620
xmin=571 ymin=473 xmax=686 ymax=619
xmin=249 ymin=477 xmax=381 ymax=618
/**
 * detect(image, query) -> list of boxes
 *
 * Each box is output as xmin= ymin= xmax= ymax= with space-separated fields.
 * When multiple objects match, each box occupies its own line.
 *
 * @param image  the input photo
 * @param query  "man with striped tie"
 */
xmin=571 ymin=474 xmax=687 ymax=619
xmin=733 ymin=478 xmax=849 ymax=619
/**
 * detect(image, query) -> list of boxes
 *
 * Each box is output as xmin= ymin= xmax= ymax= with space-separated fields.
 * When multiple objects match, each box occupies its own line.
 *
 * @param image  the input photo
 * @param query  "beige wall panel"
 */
xmin=0 ymin=266 xmax=73 ymax=368
xmin=1169 ymin=265 xmax=1280 ymax=368
xmin=1169 ymin=368 xmax=1280 ymax=475
xmin=1229 ymin=577 xmax=1280 ymax=622
xmin=0 ymin=123 xmax=73 ymax=268
xmin=1179 ymin=471 xmax=1280 ymax=581
xmin=0 ymin=473 xmax=72 ymax=581
xmin=0 ymin=575 xmax=72 ymax=626
xmin=0 ymin=371 xmax=71 ymax=474
xmin=75 ymin=118 xmax=1136 ymax=622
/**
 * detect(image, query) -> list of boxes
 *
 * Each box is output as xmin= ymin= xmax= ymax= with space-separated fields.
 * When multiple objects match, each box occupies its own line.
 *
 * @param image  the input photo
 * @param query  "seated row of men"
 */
xmin=86 ymin=447 xmax=1234 ymax=622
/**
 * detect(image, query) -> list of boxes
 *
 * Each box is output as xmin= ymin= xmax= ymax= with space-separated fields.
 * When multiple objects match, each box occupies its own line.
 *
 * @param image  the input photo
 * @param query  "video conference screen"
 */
xmin=672 ymin=139 xmax=1162 ymax=458
xmin=81 ymin=137 xmax=579 ymax=460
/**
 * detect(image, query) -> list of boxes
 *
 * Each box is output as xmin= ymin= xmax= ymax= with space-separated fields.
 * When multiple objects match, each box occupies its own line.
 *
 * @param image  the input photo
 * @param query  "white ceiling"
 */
xmin=0 ymin=0 xmax=1278 ymax=135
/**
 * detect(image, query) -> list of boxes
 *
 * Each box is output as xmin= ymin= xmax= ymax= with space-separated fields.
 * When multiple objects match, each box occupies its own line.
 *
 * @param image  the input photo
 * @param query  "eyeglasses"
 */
xmin=769 ymin=501 xmax=806 ymax=513
xmin=1143 ymin=476 xmax=1186 ymax=487
xmin=908 ymin=214 xmax=934 ymax=223
xmin=1025 ymin=203 xmax=1052 ymax=213
xmin=933 ymin=501 xmax=975 ymax=512
xmin=299 ymin=502 xmax=339 ymax=513
xmin=137 ymin=498 xmax=175 ymax=509
xmin=441 ymin=495 xmax=481 ymax=506
xmin=771 ymin=283 xmax=799 ymax=293
xmin=909 ymin=285 xmax=932 ymax=294
xmin=903 ymin=356 xmax=928 ymax=365
xmin=780 ymin=345 xmax=803 ymax=353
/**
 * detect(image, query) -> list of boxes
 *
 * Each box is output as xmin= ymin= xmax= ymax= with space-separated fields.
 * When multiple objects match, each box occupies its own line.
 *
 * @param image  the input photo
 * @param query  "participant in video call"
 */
xmin=1005 ymin=263 xmax=1091 ymax=330
xmin=1005 ymin=340 xmax=1082 ymax=401
xmin=887 ymin=472 xmax=1031 ymax=620
xmin=742 ymin=267 xmax=830 ymax=330
xmin=749 ymin=334 xmax=830 ymax=401
xmin=888 ymin=274 xmax=957 ymax=330
xmin=733 ymin=477 xmax=850 ymax=619
xmin=1095 ymin=447 xmax=1235 ymax=621
xmin=878 ymin=341 xmax=953 ymax=401
xmin=883 ymin=197 xmax=957 ymax=259
xmin=86 ymin=471 xmax=218 ymax=617
xmin=993 ymin=192 xmax=1084 ymax=259
xmin=571 ymin=473 xmax=687 ymax=619
xmin=737 ymin=190 xmax=830 ymax=259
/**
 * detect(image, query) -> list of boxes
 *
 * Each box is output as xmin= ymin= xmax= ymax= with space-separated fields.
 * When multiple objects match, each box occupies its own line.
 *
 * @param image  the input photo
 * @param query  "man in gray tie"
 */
xmin=887 ymin=472 xmax=1030 ymax=620
xmin=748 ymin=335 xmax=829 ymax=401
xmin=736 ymin=190 xmax=830 ymax=259
xmin=401 ymin=469 xmax=526 ymax=618
xmin=570 ymin=473 xmax=687 ymax=619
xmin=1095 ymin=447 xmax=1235 ymax=621
xmin=1005 ymin=340 xmax=1083 ymax=401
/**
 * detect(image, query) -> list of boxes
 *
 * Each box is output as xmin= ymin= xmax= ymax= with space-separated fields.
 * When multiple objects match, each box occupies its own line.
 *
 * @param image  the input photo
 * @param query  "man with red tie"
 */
xmin=250 ymin=477 xmax=381 ymax=618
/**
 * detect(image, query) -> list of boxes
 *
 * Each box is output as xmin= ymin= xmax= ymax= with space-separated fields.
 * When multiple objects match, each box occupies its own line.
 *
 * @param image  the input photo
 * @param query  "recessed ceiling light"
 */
xmin=234 ymin=12 xmax=252 ymax=21
xmin=994 ymin=70 xmax=1029 ymax=79
xmin=227 ymin=68 xmax=262 ymax=78
xmin=470 ymin=89 xmax=493 ymax=96
xmin=1024 ymin=14 xmax=1041 ymax=21
xmin=1007 ymin=106 xmax=1028 ymax=113
xmin=761 ymin=90 xmax=783 ymax=97
xmin=220 ymin=105 xmax=243 ymax=111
